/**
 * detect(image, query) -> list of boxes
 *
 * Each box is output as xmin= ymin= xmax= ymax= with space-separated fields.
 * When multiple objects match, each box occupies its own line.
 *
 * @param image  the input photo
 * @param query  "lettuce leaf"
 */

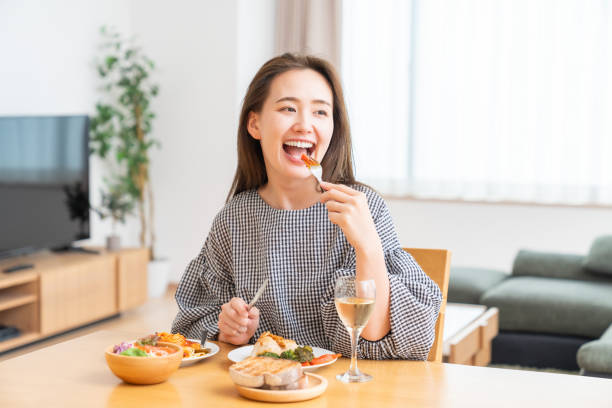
xmin=120 ymin=347 xmax=148 ymax=357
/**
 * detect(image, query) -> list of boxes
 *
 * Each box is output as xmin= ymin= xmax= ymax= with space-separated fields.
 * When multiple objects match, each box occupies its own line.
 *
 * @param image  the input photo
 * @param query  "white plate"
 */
xmin=227 ymin=345 xmax=338 ymax=371
xmin=180 ymin=340 xmax=220 ymax=367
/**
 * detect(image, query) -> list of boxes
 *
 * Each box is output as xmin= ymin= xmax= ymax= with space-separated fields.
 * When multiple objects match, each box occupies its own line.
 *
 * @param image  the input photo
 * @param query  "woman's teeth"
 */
xmin=283 ymin=141 xmax=314 ymax=158
xmin=284 ymin=141 xmax=313 ymax=149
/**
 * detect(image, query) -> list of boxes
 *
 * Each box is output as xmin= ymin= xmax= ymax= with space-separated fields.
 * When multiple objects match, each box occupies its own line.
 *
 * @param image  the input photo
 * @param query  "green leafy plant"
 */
xmin=95 ymin=180 xmax=135 ymax=234
xmin=90 ymin=26 xmax=159 ymax=259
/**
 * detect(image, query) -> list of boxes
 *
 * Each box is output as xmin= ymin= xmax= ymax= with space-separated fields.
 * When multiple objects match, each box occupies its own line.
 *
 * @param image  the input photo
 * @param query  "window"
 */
xmin=342 ymin=0 xmax=612 ymax=205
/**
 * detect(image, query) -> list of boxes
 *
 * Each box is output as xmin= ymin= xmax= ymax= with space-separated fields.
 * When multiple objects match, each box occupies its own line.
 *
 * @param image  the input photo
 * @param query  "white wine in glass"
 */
xmin=334 ymin=276 xmax=376 ymax=383
xmin=336 ymin=297 xmax=375 ymax=329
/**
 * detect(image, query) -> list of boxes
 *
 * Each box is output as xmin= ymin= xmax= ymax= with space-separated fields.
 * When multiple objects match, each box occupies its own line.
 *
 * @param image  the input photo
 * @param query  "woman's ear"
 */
xmin=247 ymin=111 xmax=261 ymax=140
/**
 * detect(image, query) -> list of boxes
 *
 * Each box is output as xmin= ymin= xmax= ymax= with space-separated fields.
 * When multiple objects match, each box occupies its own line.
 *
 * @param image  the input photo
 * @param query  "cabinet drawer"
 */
xmin=40 ymin=255 xmax=117 ymax=335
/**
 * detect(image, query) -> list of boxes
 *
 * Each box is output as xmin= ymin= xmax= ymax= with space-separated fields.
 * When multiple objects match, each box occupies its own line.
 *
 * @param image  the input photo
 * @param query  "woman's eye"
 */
xmin=281 ymin=107 xmax=296 ymax=112
xmin=315 ymin=110 xmax=328 ymax=116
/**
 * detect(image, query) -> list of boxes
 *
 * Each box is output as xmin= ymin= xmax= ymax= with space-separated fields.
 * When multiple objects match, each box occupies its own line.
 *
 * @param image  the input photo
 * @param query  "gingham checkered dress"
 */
xmin=171 ymin=185 xmax=442 ymax=360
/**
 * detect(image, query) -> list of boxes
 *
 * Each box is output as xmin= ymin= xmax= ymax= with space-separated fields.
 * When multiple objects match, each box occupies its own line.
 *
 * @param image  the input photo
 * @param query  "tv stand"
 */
xmin=0 ymin=247 xmax=149 ymax=353
xmin=52 ymin=246 xmax=100 ymax=255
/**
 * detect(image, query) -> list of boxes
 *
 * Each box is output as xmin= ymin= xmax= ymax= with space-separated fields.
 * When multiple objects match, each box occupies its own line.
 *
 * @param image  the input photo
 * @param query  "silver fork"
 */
xmin=301 ymin=154 xmax=322 ymax=185
xmin=247 ymin=278 xmax=269 ymax=310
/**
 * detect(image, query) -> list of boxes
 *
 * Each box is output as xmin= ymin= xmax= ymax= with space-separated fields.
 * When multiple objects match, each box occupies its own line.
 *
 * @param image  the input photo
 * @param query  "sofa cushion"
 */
xmin=577 ymin=324 xmax=612 ymax=374
xmin=584 ymin=236 xmax=612 ymax=276
xmin=481 ymin=276 xmax=612 ymax=338
xmin=448 ymin=267 xmax=507 ymax=304
xmin=512 ymin=250 xmax=609 ymax=282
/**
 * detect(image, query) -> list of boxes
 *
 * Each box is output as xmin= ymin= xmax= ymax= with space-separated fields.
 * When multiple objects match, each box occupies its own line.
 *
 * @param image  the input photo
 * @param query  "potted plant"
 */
xmin=90 ymin=26 xmax=169 ymax=297
xmin=94 ymin=180 xmax=135 ymax=251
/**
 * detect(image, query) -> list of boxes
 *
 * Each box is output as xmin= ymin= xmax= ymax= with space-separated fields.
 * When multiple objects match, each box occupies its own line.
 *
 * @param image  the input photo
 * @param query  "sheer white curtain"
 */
xmin=342 ymin=0 xmax=612 ymax=205
xmin=341 ymin=0 xmax=413 ymax=191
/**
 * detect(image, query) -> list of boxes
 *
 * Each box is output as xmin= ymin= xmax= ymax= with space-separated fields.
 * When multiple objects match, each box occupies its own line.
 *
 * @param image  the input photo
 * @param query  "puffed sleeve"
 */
xmin=320 ymin=188 xmax=442 ymax=360
xmin=171 ymin=219 xmax=234 ymax=340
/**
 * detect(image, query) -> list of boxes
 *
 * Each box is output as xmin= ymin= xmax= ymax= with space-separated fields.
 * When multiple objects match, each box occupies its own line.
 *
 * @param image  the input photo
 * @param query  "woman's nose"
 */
xmin=293 ymin=112 xmax=313 ymax=133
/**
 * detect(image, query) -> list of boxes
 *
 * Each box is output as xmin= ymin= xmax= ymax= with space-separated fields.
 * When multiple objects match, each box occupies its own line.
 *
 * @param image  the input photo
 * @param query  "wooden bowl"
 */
xmin=105 ymin=342 xmax=183 ymax=385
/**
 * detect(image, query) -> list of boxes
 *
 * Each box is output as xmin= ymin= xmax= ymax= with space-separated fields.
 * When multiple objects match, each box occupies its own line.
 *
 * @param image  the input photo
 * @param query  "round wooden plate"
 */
xmin=234 ymin=373 xmax=328 ymax=402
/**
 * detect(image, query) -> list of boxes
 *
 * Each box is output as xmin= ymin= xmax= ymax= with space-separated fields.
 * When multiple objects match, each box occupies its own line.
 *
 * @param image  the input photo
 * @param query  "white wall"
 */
xmin=236 ymin=0 xmax=277 ymax=109
xmin=133 ymin=0 xmax=276 ymax=282
xmin=131 ymin=0 xmax=240 ymax=282
xmin=0 ymin=1 xmax=132 ymax=115
xmin=388 ymin=199 xmax=612 ymax=272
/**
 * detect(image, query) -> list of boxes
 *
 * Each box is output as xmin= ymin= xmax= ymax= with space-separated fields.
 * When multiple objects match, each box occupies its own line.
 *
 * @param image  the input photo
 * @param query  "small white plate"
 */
xmin=180 ymin=340 xmax=220 ymax=367
xmin=227 ymin=345 xmax=338 ymax=371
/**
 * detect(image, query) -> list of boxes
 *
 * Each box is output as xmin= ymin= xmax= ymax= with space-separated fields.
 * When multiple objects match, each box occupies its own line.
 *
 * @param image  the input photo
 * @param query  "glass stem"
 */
xmin=349 ymin=327 xmax=362 ymax=376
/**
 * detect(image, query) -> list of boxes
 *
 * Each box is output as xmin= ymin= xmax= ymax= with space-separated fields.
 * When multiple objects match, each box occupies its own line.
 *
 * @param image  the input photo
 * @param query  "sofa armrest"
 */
xmin=448 ymin=267 xmax=507 ymax=304
xmin=577 ymin=324 xmax=612 ymax=375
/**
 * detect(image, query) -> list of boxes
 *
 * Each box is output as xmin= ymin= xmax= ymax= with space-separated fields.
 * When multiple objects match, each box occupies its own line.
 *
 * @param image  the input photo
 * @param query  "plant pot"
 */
xmin=148 ymin=258 xmax=170 ymax=298
xmin=106 ymin=235 xmax=121 ymax=251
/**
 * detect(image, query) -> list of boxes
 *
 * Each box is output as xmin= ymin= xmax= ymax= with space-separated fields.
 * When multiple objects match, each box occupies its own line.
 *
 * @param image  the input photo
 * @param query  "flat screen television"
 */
xmin=0 ymin=115 xmax=90 ymax=258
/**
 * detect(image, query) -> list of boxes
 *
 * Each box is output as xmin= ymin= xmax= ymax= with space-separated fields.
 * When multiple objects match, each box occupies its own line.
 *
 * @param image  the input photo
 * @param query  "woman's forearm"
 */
xmin=355 ymin=242 xmax=391 ymax=341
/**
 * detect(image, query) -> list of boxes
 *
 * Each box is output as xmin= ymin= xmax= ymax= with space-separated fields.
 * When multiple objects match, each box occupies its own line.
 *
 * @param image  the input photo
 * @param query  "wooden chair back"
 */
xmin=402 ymin=248 xmax=451 ymax=363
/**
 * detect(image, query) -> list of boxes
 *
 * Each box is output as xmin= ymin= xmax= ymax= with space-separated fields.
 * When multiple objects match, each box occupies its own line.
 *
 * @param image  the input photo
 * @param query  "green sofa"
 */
xmin=448 ymin=236 xmax=612 ymax=377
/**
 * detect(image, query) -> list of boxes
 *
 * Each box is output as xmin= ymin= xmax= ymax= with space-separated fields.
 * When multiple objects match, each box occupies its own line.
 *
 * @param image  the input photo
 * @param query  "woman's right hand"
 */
xmin=217 ymin=297 xmax=260 ymax=345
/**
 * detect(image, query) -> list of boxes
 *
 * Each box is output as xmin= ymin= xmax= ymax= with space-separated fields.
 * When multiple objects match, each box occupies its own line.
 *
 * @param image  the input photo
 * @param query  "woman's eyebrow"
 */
xmin=275 ymin=96 xmax=331 ymax=107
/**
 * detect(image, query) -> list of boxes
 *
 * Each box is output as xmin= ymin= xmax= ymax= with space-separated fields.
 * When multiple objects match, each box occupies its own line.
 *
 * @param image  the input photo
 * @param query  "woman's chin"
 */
xmin=267 ymin=152 xmax=312 ymax=181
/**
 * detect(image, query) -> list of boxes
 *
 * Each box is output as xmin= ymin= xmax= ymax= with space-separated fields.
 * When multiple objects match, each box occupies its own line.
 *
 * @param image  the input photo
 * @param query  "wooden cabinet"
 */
xmin=0 ymin=248 xmax=148 ymax=353
xmin=0 ymin=272 xmax=39 ymax=353
xmin=39 ymin=254 xmax=117 ymax=335
xmin=117 ymin=248 xmax=149 ymax=311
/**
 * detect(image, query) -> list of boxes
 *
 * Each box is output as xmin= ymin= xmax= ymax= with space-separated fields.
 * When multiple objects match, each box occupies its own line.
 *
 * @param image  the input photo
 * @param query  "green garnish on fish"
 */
xmin=258 ymin=352 xmax=281 ymax=358
xmin=258 ymin=346 xmax=314 ymax=363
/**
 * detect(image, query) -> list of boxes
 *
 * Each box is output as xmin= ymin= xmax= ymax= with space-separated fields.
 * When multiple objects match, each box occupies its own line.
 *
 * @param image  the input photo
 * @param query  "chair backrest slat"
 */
xmin=403 ymin=248 xmax=451 ymax=363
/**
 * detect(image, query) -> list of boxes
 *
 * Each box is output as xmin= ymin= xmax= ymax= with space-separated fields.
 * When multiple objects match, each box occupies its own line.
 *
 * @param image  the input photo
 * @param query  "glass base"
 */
xmin=336 ymin=371 xmax=373 ymax=383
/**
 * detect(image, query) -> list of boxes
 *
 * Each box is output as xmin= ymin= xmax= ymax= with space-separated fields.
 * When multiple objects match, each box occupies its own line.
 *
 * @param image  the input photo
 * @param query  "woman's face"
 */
xmin=248 ymin=68 xmax=334 ymax=183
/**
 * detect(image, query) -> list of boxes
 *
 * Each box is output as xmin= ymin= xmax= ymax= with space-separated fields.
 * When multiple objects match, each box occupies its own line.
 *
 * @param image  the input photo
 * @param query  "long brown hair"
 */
xmin=226 ymin=53 xmax=356 ymax=202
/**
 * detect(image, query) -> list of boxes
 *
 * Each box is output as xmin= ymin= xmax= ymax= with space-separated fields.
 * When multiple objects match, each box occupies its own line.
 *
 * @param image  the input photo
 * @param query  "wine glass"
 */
xmin=334 ymin=276 xmax=376 ymax=383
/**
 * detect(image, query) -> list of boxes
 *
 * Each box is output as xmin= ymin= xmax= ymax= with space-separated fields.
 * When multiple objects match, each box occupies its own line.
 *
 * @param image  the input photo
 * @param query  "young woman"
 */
xmin=171 ymin=53 xmax=442 ymax=360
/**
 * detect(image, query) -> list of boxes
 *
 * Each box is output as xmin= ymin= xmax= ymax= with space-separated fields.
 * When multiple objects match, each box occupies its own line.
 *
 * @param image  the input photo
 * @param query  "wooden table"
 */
xmin=0 ymin=329 xmax=609 ymax=408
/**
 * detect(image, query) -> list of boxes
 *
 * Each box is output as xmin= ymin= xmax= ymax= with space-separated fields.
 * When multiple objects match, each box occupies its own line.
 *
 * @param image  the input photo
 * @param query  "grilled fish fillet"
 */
xmin=251 ymin=331 xmax=298 ymax=357
xmin=229 ymin=356 xmax=303 ymax=388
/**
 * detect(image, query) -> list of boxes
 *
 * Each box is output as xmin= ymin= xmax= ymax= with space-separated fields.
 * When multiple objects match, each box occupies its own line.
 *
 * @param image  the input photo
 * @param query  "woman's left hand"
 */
xmin=320 ymin=182 xmax=382 ymax=254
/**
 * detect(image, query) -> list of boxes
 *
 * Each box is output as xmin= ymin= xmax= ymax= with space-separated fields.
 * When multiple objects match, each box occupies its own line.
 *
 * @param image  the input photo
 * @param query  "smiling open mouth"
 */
xmin=282 ymin=141 xmax=314 ymax=160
